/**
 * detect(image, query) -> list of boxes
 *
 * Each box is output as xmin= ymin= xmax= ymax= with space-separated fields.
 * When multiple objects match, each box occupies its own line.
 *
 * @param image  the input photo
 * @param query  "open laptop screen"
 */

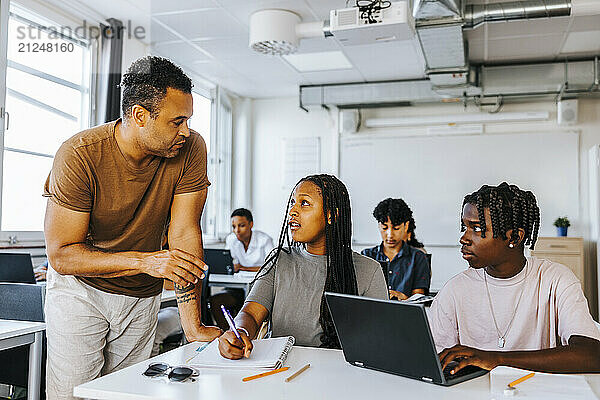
xmin=0 ymin=253 xmax=36 ymax=284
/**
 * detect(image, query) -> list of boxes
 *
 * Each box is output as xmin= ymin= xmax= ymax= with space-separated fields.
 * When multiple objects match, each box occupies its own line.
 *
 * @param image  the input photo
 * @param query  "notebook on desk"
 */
xmin=325 ymin=292 xmax=488 ymax=386
xmin=191 ymin=336 xmax=295 ymax=369
xmin=490 ymin=366 xmax=597 ymax=400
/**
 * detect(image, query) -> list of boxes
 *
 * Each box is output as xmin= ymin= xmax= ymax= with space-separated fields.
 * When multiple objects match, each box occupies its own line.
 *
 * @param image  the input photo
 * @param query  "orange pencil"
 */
xmin=508 ymin=372 xmax=535 ymax=388
xmin=242 ymin=367 xmax=290 ymax=382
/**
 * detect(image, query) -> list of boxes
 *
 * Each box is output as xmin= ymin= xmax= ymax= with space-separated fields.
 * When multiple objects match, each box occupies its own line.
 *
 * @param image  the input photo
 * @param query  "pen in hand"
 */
xmin=221 ymin=305 xmax=249 ymax=357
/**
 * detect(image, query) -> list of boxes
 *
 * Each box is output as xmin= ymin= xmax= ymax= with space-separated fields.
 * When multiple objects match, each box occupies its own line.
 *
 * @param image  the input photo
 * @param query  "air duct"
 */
xmin=464 ymin=0 xmax=600 ymax=27
xmin=299 ymin=59 xmax=600 ymax=109
xmin=464 ymin=0 xmax=572 ymax=28
xmin=414 ymin=0 xmax=600 ymax=97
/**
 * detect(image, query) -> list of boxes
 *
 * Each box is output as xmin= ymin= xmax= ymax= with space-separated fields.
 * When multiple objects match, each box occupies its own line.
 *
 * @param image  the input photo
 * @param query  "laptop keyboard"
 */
xmin=443 ymin=361 xmax=484 ymax=381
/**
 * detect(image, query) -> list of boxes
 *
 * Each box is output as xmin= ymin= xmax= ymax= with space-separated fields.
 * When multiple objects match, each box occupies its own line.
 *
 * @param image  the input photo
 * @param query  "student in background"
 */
xmin=361 ymin=198 xmax=431 ymax=300
xmin=226 ymin=208 xmax=274 ymax=273
xmin=430 ymin=182 xmax=600 ymax=374
xmin=210 ymin=209 xmax=274 ymax=330
xmin=34 ymin=260 xmax=48 ymax=282
xmin=218 ymin=174 xmax=387 ymax=358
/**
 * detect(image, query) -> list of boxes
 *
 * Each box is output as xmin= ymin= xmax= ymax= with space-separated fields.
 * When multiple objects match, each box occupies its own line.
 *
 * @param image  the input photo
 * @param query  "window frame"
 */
xmin=0 ymin=2 xmax=96 ymax=245
xmin=201 ymin=86 xmax=233 ymax=242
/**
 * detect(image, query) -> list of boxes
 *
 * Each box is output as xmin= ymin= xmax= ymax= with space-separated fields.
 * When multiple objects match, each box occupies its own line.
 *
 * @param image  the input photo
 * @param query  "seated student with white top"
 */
xmin=218 ymin=174 xmax=387 ymax=357
xmin=429 ymin=182 xmax=600 ymax=375
xmin=226 ymin=208 xmax=274 ymax=272
xmin=210 ymin=208 xmax=274 ymax=330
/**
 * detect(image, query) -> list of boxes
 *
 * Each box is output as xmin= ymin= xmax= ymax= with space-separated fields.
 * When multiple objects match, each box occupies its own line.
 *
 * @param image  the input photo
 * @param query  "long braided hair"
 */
xmin=373 ymin=197 xmax=424 ymax=248
xmin=253 ymin=174 xmax=358 ymax=348
xmin=461 ymin=182 xmax=540 ymax=250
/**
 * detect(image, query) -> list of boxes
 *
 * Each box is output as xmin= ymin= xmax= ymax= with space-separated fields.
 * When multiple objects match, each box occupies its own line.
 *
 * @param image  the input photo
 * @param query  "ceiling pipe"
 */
xmin=464 ymin=0 xmax=600 ymax=29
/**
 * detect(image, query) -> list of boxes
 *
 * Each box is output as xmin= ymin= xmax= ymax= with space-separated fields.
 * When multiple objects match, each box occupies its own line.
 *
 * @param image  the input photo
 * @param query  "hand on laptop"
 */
xmin=34 ymin=264 xmax=48 ymax=282
xmin=439 ymin=345 xmax=501 ymax=374
xmin=389 ymin=289 xmax=408 ymax=300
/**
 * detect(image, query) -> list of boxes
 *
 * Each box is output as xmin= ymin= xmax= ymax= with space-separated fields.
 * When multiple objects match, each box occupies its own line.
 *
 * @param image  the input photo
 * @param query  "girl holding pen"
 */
xmin=218 ymin=174 xmax=388 ymax=358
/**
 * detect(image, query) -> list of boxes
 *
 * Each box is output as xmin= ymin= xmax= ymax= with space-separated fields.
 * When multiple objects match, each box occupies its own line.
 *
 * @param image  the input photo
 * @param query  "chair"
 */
xmin=0 ymin=253 xmax=36 ymax=284
xmin=425 ymin=253 xmax=432 ymax=295
xmin=201 ymin=265 xmax=212 ymax=325
xmin=0 ymin=283 xmax=46 ymax=397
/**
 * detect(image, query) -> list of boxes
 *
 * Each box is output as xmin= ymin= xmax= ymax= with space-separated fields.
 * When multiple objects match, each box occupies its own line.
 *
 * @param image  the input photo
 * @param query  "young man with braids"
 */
xmin=218 ymin=174 xmax=387 ymax=357
xmin=362 ymin=198 xmax=430 ymax=300
xmin=43 ymin=56 xmax=222 ymax=399
xmin=429 ymin=182 xmax=600 ymax=375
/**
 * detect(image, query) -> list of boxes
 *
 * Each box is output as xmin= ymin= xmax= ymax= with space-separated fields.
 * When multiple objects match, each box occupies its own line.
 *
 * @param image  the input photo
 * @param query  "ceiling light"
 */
xmin=283 ymin=51 xmax=353 ymax=72
xmin=364 ymin=112 xmax=550 ymax=128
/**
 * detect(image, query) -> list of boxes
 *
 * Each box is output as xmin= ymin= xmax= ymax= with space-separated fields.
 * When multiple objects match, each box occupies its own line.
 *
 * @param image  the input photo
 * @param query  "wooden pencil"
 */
xmin=242 ymin=367 xmax=290 ymax=382
xmin=285 ymin=364 xmax=311 ymax=382
xmin=508 ymin=372 xmax=535 ymax=387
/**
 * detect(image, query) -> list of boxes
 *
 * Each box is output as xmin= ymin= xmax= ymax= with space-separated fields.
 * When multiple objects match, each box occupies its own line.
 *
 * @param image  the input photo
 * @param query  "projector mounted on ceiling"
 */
xmin=248 ymin=1 xmax=413 ymax=56
xmin=330 ymin=1 xmax=415 ymax=46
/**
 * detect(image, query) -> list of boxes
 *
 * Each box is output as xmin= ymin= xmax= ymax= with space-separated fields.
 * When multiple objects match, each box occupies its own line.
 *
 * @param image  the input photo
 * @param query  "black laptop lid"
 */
xmin=0 ymin=253 xmax=36 ymax=284
xmin=325 ymin=292 xmax=445 ymax=384
xmin=204 ymin=249 xmax=234 ymax=275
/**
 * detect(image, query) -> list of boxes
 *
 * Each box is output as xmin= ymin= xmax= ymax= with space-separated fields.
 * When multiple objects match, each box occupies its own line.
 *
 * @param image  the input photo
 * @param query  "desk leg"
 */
xmin=27 ymin=331 xmax=42 ymax=400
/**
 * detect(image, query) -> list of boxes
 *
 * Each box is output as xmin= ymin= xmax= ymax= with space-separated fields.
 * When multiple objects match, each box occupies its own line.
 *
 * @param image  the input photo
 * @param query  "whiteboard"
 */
xmin=281 ymin=137 xmax=321 ymax=189
xmin=341 ymin=132 xmax=579 ymax=246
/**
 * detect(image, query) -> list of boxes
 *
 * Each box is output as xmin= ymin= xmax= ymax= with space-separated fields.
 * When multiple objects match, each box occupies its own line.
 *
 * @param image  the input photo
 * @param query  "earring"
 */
xmin=508 ymin=243 xmax=514 ymax=248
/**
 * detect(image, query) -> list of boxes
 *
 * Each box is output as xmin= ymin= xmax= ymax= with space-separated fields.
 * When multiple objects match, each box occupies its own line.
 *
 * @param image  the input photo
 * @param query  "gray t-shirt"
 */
xmin=245 ymin=246 xmax=388 ymax=347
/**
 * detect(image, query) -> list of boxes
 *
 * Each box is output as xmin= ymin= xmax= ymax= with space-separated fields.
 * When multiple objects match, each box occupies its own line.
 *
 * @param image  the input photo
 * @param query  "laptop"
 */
xmin=0 ymin=253 xmax=36 ymax=284
xmin=204 ymin=249 xmax=234 ymax=275
xmin=325 ymin=292 xmax=488 ymax=386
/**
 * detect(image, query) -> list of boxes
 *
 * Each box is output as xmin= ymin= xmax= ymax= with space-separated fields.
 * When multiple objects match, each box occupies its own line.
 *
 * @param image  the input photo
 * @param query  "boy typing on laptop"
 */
xmin=429 ymin=183 xmax=600 ymax=375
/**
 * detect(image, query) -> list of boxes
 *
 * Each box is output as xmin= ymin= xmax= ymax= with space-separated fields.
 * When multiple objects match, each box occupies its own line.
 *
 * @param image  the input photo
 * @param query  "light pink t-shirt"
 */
xmin=428 ymin=257 xmax=600 ymax=353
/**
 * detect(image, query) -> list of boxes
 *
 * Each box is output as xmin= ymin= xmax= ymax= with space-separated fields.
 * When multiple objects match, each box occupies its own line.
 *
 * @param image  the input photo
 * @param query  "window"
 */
xmin=189 ymin=92 xmax=212 ymax=153
xmin=193 ymin=87 xmax=232 ymax=241
xmin=0 ymin=5 xmax=92 ymax=239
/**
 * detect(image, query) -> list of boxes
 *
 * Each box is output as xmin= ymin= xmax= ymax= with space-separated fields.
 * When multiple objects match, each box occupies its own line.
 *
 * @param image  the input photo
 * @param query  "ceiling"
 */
xmin=64 ymin=0 xmax=600 ymax=98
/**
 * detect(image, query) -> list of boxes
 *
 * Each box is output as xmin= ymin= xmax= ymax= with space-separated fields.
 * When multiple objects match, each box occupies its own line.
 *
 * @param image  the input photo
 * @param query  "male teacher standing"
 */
xmin=43 ymin=56 xmax=222 ymax=399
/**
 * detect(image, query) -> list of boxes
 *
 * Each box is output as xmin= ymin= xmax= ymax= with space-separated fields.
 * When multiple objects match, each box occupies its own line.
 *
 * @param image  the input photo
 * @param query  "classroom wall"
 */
xmin=121 ymin=36 xmax=148 ymax=72
xmin=249 ymin=97 xmax=339 ymax=238
xmin=245 ymin=95 xmax=600 ymax=315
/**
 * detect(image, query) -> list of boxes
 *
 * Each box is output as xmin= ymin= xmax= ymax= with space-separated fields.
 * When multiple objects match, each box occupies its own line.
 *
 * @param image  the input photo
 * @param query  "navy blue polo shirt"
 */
xmin=361 ymin=241 xmax=431 ymax=295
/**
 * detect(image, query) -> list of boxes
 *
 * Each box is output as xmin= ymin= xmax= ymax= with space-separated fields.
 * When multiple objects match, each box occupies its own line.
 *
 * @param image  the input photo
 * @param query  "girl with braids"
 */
xmin=362 ymin=198 xmax=431 ymax=300
xmin=429 ymin=182 xmax=600 ymax=375
xmin=218 ymin=174 xmax=387 ymax=357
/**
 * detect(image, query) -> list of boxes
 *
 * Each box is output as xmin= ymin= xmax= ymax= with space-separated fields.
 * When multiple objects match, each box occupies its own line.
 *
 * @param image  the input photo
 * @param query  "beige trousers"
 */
xmin=45 ymin=267 xmax=160 ymax=400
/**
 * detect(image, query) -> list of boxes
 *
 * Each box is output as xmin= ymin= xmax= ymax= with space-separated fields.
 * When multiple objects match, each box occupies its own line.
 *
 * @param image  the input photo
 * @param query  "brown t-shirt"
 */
xmin=43 ymin=119 xmax=210 ymax=297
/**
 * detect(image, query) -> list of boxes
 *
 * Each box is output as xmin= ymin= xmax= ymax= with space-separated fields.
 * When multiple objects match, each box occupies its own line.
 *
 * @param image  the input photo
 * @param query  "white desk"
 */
xmin=160 ymin=289 xmax=176 ymax=303
xmin=73 ymin=342 xmax=600 ymax=400
xmin=160 ymin=273 xmax=254 ymax=305
xmin=209 ymin=273 xmax=254 ymax=293
xmin=0 ymin=319 xmax=46 ymax=400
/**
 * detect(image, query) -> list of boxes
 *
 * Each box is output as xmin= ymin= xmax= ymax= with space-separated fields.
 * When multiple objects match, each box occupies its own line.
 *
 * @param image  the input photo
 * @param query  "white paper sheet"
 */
xmin=490 ymin=366 xmax=597 ymax=400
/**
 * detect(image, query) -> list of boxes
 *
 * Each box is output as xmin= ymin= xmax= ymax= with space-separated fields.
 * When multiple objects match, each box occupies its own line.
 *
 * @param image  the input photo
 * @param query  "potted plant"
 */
xmin=554 ymin=216 xmax=570 ymax=237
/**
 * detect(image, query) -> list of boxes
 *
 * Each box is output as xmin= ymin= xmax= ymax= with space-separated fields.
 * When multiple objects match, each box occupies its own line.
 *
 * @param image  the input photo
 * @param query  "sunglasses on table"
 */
xmin=142 ymin=362 xmax=198 ymax=382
